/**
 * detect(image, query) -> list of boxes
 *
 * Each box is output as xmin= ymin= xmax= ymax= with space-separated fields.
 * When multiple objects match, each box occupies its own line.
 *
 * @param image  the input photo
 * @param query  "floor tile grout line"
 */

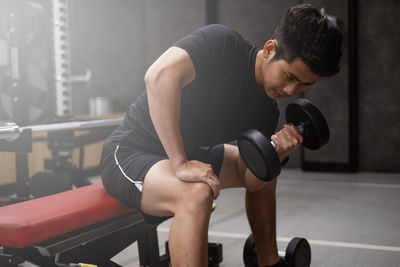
xmin=158 ymin=228 xmax=400 ymax=252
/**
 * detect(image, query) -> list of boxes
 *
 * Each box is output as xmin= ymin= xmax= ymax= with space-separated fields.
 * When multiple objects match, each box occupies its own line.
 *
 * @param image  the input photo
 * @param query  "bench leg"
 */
xmin=138 ymin=227 xmax=169 ymax=267
xmin=163 ymin=241 xmax=223 ymax=267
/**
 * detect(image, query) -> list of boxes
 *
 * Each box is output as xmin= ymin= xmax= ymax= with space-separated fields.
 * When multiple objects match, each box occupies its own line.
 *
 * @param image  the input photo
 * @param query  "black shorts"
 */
xmin=100 ymin=143 xmax=224 ymax=224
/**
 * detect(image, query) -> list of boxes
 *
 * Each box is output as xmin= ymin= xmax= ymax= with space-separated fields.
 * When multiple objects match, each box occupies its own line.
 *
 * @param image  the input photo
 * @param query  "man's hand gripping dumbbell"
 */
xmin=238 ymin=98 xmax=329 ymax=182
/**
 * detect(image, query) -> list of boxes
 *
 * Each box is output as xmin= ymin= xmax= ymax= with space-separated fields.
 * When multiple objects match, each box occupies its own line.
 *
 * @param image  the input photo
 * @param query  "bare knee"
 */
xmin=239 ymin=167 xmax=268 ymax=192
xmin=176 ymin=182 xmax=213 ymax=215
xmin=184 ymin=182 xmax=213 ymax=208
xmin=246 ymin=177 xmax=277 ymax=194
xmin=246 ymin=180 xmax=266 ymax=192
xmin=241 ymin=167 xmax=277 ymax=193
xmin=233 ymin=152 xmax=267 ymax=192
xmin=238 ymin=166 xmax=279 ymax=193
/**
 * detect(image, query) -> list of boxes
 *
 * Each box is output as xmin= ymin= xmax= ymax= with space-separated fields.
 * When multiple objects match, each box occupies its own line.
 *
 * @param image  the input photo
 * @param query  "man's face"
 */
xmin=258 ymin=40 xmax=318 ymax=99
xmin=262 ymin=57 xmax=318 ymax=99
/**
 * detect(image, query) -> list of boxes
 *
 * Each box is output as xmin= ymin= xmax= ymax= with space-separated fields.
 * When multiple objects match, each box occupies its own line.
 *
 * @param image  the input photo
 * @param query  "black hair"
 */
xmin=272 ymin=3 xmax=343 ymax=77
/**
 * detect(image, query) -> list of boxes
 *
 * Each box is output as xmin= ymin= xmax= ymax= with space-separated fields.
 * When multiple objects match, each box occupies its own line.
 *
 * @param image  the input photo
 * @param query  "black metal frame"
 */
xmin=0 ymin=129 xmax=32 ymax=198
xmin=348 ymin=0 xmax=359 ymax=172
xmin=0 ymin=121 xmax=119 ymax=201
xmin=0 ymin=0 xmax=54 ymax=126
xmin=0 ymin=209 xmax=223 ymax=267
xmin=0 ymin=212 xmax=170 ymax=267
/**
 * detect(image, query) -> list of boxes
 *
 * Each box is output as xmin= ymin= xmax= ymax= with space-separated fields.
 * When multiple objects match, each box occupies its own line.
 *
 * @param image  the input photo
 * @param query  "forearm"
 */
xmin=146 ymin=75 xmax=187 ymax=169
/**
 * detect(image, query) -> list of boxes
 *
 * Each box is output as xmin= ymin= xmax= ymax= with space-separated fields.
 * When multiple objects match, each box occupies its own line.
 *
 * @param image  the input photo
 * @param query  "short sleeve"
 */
xmin=173 ymin=24 xmax=246 ymax=79
xmin=259 ymin=100 xmax=280 ymax=139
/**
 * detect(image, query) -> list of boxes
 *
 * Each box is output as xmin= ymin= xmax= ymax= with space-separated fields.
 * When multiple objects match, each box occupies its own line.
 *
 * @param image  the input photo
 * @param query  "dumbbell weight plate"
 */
xmin=243 ymin=233 xmax=258 ymax=267
xmin=285 ymin=237 xmax=311 ymax=267
xmin=286 ymin=98 xmax=329 ymax=150
xmin=2 ymin=0 xmax=47 ymax=47
xmin=238 ymin=129 xmax=281 ymax=181
xmin=244 ymin=234 xmax=312 ymax=267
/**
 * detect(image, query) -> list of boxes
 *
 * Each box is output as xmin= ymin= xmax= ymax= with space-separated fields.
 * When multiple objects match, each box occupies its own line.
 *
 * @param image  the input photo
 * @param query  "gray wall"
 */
xmin=358 ymin=0 xmax=400 ymax=172
xmin=68 ymin=0 xmax=400 ymax=172
xmin=70 ymin=0 xmax=145 ymax=113
xmin=301 ymin=0 xmax=350 ymax=167
xmin=69 ymin=0 xmax=204 ymax=113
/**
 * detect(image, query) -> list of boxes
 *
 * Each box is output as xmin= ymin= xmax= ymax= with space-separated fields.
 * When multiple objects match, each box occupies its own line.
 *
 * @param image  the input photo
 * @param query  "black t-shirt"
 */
xmin=104 ymin=24 xmax=279 ymax=156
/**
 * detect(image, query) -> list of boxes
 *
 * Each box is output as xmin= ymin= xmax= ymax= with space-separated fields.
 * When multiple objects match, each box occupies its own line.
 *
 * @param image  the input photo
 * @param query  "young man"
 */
xmin=101 ymin=4 xmax=342 ymax=267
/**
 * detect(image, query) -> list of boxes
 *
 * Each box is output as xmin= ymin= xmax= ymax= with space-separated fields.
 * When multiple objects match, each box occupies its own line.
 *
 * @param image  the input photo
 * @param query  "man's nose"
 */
xmin=283 ymin=83 xmax=306 ymax=96
xmin=283 ymin=83 xmax=297 ymax=96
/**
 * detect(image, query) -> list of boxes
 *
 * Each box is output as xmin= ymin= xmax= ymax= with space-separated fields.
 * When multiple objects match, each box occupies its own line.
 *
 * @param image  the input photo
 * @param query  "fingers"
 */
xmin=176 ymin=160 xmax=220 ymax=199
xmin=196 ymin=162 xmax=220 ymax=199
xmin=271 ymin=124 xmax=303 ymax=161
xmin=273 ymin=124 xmax=303 ymax=149
xmin=205 ymin=173 xmax=220 ymax=199
xmin=284 ymin=123 xmax=304 ymax=144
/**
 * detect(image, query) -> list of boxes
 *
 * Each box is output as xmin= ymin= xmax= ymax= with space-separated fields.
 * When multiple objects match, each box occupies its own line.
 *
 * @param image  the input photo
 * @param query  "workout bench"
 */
xmin=0 ymin=183 xmax=223 ymax=267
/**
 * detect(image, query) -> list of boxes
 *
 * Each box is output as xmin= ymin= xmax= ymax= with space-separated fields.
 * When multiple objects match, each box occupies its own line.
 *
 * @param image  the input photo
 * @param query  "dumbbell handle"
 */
xmin=270 ymin=123 xmax=305 ymax=150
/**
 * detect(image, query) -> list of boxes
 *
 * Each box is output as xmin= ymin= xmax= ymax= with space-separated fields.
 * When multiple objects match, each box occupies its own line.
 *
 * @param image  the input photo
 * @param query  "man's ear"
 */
xmin=263 ymin=39 xmax=277 ymax=59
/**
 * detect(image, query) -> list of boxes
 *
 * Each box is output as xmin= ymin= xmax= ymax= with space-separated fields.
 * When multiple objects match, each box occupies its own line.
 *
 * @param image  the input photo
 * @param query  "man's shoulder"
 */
xmin=197 ymin=24 xmax=242 ymax=39
xmin=175 ymin=24 xmax=241 ymax=50
xmin=200 ymin=24 xmax=234 ymax=32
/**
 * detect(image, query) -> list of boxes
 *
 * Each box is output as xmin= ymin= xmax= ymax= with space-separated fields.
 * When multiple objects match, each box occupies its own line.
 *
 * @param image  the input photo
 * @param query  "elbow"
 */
xmin=144 ymin=67 xmax=159 ymax=90
xmin=144 ymin=64 xmax=169 ymax=92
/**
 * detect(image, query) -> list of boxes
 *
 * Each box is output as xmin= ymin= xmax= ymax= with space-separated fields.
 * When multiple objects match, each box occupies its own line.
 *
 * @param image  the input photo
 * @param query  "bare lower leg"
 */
xmin=169 ymin=209 xmax=211 ymax=267
xmin=140 ymin=160 xmax=213 ymax=267
xmin=245 ymin=177 xmax=279 ymax=267
xmin=217 ymin=145 xmax=279 ymax=266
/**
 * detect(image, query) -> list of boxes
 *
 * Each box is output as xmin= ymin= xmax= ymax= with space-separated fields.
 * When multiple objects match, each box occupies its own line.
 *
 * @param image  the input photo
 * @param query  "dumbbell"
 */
xmin=243 ymin=234 xmax=311 ymax=267
xmin=238 ymin=98 xmax=329 ymax=181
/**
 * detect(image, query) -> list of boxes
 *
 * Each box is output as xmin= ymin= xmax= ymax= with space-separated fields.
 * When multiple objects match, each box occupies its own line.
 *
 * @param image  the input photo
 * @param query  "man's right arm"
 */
xmin=145 ymin=46 xmax=220 ymax=198
xmin=145 ymin=46 xmax=195 ymax=170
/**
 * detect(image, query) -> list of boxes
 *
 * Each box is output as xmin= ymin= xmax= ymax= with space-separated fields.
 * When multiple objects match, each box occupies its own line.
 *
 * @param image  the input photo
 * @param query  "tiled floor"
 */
xmin=111 ymin=169 xmax=400 ymax=267
xmin=20 ymin=169 xmax=400 ymax=266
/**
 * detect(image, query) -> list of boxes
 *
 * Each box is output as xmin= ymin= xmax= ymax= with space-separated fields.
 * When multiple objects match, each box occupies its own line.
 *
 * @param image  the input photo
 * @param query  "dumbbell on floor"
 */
xmin=238 ymin=98 xmax=329 ymax=181
xmin=243 ymin=234 xmax=311 ymax=267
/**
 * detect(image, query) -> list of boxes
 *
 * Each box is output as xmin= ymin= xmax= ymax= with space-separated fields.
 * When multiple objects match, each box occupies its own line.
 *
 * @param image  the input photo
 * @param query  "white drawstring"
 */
xmin=114 ymin=145 xmax=143 ymax=191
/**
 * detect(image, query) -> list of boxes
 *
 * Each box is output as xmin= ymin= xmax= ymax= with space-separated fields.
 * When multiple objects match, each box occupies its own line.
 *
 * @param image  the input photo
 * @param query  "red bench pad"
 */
xmin=0 ymin=183 xmax=133 ymax=248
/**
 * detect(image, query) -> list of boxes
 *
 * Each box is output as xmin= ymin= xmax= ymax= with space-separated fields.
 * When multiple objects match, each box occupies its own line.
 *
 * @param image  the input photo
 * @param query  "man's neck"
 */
xmin=254 ymin=50 xmax=264 ymax=88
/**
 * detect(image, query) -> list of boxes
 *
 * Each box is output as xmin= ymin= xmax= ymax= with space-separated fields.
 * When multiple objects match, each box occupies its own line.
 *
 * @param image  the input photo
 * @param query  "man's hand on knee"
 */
xmin=175 ymin=160 xmax=220 ymax=199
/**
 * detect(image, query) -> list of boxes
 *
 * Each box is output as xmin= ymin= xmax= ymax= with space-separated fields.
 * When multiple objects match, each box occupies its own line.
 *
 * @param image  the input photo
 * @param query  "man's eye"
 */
xmin=286 ymin=73 xmax=294 ymax=80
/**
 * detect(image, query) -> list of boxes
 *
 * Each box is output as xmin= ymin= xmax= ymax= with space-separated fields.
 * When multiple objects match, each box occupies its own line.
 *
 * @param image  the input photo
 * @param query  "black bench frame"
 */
xmin=0 ymin=211 xmax=222 ymax=267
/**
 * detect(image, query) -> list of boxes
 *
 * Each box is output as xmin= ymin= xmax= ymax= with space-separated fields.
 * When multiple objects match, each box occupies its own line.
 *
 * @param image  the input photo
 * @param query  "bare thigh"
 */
xmin=219 ymin=143 xmax=264 ymax=190
xmin=140 ymin=159 xmax=213 ymax=218
xmin=140 ymin=143 xmax=255 ymax=217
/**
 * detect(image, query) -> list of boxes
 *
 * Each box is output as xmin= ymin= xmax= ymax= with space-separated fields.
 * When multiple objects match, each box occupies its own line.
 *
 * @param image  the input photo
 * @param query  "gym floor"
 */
xmin=23 ymin=169 xmax=400 ymax=267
